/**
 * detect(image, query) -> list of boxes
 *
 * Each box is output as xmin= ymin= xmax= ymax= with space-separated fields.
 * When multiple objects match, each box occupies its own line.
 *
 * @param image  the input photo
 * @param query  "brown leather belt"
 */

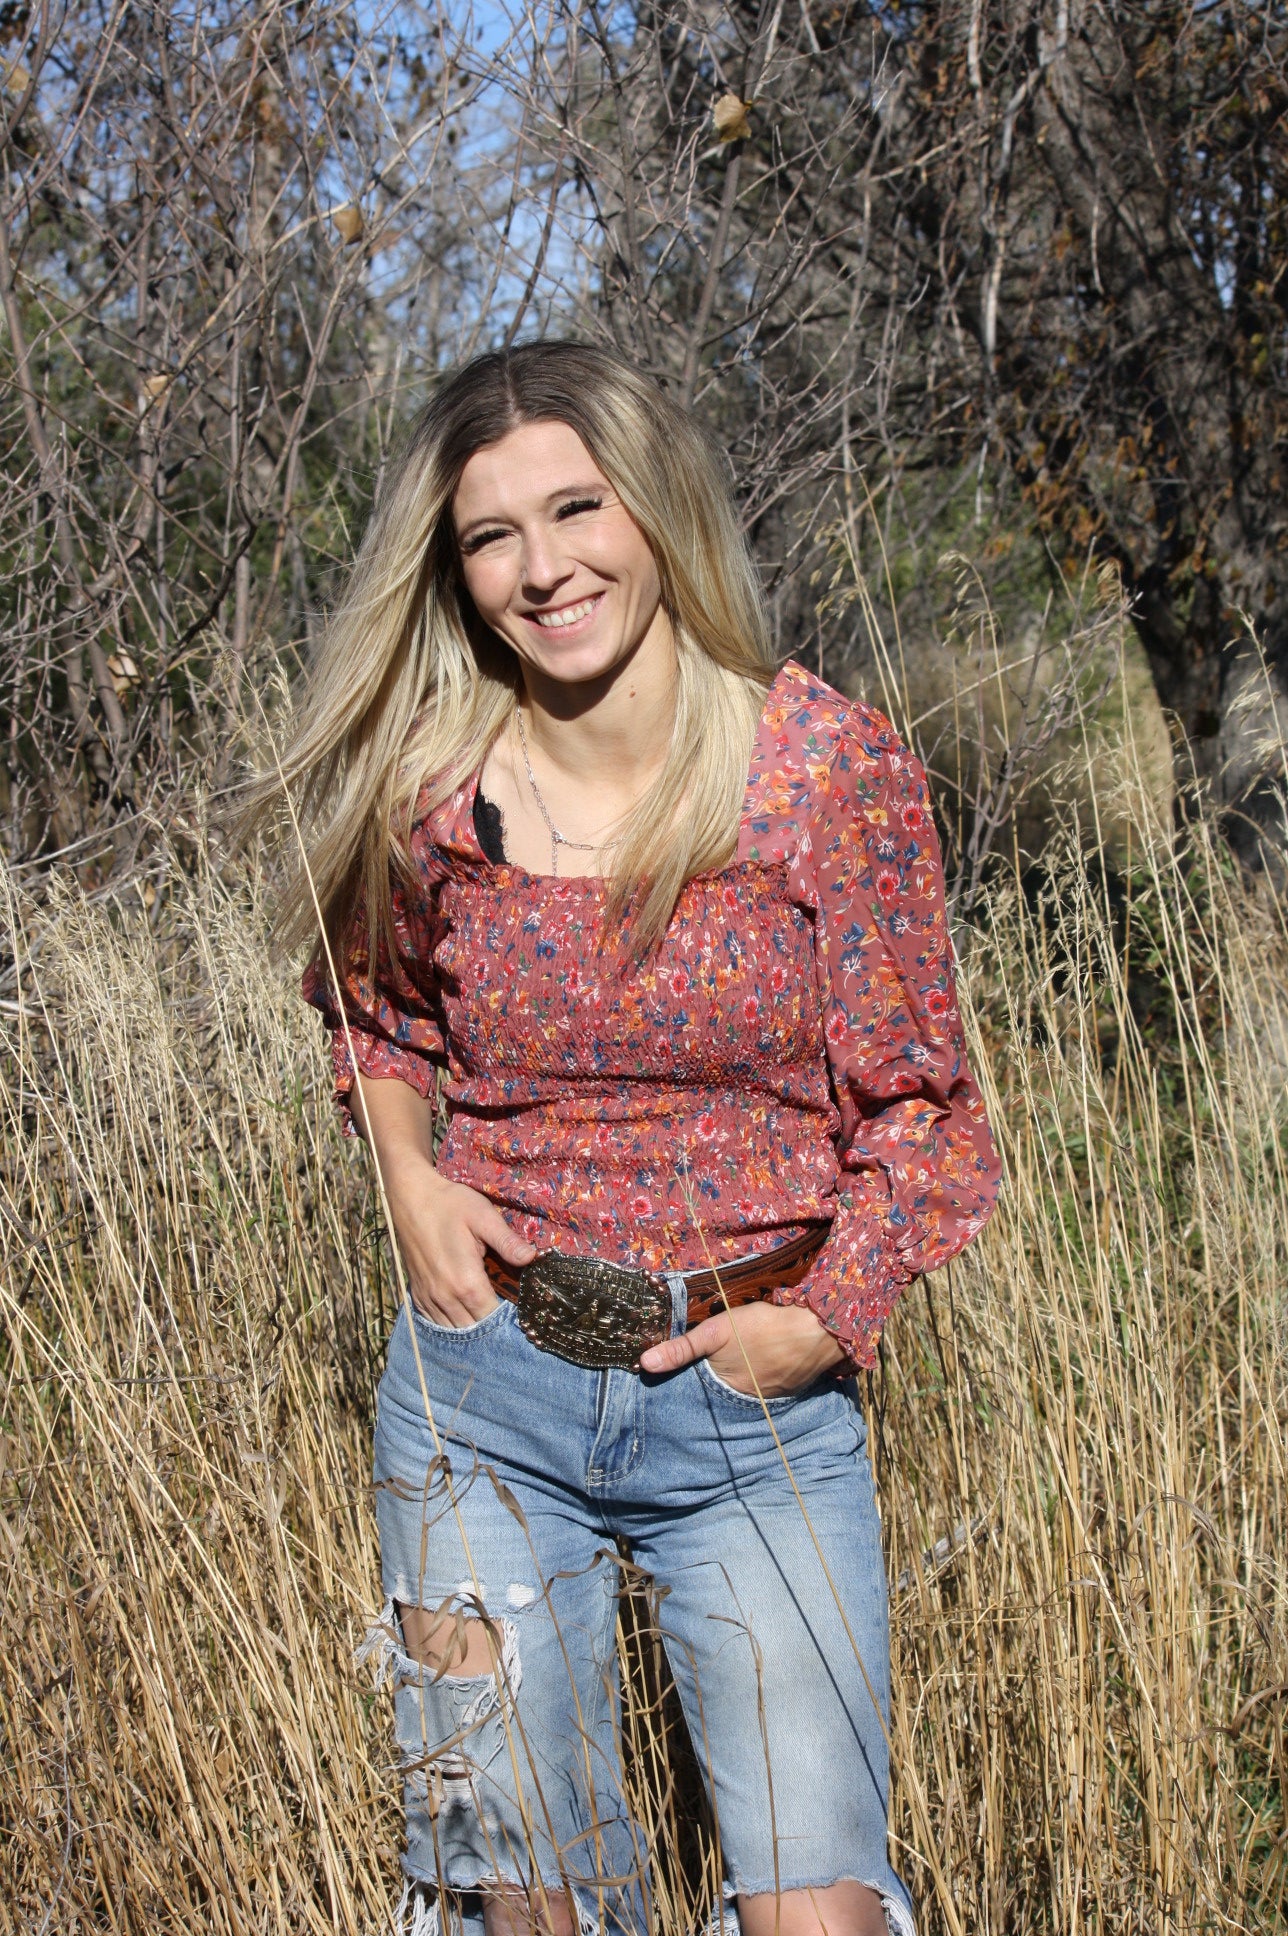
xmin=482 ymin=1225 xmax=828 ymax=1371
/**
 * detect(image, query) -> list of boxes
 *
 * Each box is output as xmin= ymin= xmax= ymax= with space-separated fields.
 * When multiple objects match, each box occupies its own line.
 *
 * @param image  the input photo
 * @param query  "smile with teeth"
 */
xmin=528 ymin=594 xmax=602 ymax=629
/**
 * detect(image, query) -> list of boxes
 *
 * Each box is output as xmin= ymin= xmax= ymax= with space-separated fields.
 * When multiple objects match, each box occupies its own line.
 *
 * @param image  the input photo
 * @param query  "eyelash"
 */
xmin=462 ymin=496 xmax=603 ymax=554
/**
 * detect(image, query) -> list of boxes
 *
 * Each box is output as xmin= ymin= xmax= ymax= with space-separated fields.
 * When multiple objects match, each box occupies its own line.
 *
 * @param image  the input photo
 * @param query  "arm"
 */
xmin=304 ymin=840 xmax=534 ymax=1324
xmin=350 ymin=1071 xmax=535 ymax=1326
xmin=772 ymin=715 xmax=1001 ymax=1368
xmin=301 ymin=836 xmax=448 ymax=1137
xmin=643 ymin=709 xmax=999 ymax=1392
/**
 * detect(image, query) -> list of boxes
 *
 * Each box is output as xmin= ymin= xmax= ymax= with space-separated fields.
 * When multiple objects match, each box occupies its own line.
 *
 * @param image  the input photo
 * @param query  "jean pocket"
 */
xmin=409 ymin=1296 xmax=517 ymax=1343
xmin=695 ymin=1356 xmax=816 ymax=1410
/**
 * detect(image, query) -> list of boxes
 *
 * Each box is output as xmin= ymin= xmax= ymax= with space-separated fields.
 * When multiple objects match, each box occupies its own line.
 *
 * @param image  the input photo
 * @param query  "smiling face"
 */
xmin=451 ymin=419 xmax=673 ymax=695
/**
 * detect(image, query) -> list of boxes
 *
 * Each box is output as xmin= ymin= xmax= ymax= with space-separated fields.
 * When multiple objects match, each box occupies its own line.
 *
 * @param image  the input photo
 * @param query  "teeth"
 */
xmin=533 ymin=597 xmax=597 ymax=628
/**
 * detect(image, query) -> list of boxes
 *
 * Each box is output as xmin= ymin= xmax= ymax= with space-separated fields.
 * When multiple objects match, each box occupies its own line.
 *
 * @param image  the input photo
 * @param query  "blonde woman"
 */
xmin=280 ymin=342 xmax=999 ymax=1936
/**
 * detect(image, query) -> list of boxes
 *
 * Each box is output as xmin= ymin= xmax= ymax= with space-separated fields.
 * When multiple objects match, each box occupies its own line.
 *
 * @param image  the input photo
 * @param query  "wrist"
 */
xmin=771 ymin=1275 xmax=850 ymax=1340
xmin=377 ymin=1146 xmax=441 ymax=1200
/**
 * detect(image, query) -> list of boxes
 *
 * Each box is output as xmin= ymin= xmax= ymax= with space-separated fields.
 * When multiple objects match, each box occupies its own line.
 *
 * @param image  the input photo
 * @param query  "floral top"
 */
xmin=304 ymin=660 xmax=1000 ymax=1368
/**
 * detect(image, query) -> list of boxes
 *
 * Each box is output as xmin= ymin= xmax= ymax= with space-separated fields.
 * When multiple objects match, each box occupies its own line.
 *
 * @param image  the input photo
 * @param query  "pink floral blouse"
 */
xmin=304 ymin=660 xmax=1000 ymax=1368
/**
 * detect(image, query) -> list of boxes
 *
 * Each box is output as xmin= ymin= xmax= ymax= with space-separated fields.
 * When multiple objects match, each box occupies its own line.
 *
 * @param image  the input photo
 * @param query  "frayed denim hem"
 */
xmin=700 ymin=1876 xmax=916 ymax=1936
xmin=391 ymin=1876 xmax=601 ymax=1936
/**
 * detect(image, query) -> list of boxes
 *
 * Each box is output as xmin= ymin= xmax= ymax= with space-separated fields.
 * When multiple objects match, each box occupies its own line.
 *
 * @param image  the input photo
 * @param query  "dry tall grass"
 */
xmin=2 ymin=721 xmax=1285 ymax=1932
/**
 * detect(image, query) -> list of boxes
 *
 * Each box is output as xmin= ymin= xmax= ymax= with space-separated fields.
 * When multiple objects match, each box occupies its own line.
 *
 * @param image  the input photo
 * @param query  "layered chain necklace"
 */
xmin=514 ymin=706 xmax=620 ymax=877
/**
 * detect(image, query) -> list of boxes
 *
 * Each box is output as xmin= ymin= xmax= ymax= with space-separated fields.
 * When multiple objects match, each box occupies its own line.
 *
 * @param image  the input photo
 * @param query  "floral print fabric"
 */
xmin=304 ymin=661 xmax=1000 ymax=1367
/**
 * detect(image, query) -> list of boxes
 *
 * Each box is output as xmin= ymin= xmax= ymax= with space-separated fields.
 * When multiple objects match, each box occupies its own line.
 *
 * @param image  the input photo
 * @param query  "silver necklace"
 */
xmin=514 ymin=706 xmax=609 ymax=876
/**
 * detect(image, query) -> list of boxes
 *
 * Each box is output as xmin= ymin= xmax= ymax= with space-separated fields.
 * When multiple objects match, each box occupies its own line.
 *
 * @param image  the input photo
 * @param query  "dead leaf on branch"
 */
xmin=106 ymin=653 xmax=139 ymax=695
xmin=332 ymin=204 xmax=364 ymax=245
xmin=713 ymin=93 xmax=752 ymax=143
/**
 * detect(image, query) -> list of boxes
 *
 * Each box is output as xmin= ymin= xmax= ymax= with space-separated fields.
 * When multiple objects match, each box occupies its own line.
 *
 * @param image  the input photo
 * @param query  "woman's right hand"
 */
xmin=383 ymin=1158 xmax=538 ymax=1327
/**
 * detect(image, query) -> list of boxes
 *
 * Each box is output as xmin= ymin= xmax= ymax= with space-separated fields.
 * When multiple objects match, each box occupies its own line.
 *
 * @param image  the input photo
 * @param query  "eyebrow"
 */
xmin=455 ymin=480 xmax=608 ymax=540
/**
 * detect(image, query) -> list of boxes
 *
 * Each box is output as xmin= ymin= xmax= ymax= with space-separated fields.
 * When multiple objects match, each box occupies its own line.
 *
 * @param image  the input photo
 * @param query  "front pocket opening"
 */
xmin=409 ymin=1295 xmax=517 ymax=1340
xmin=696 ymin=1358 xmax=803 ymax=1408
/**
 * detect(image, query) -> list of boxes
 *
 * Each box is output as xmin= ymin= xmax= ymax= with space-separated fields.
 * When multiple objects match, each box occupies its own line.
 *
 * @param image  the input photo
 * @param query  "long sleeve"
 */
xmin=774 ymin=708 xmax=1001 ymax=1367
xmin=301 ymin=830 xmax=448 ymax=1135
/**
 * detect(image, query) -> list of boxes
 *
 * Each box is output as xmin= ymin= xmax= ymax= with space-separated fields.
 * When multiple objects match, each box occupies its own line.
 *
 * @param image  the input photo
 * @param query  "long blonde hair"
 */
xmin=261 ymin=341 xmax=775 ymax=961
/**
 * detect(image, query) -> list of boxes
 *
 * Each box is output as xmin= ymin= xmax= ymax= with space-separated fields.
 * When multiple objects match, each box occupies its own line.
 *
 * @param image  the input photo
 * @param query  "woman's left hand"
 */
xmin=638 ymin=1299 xmax=847 ymax=1396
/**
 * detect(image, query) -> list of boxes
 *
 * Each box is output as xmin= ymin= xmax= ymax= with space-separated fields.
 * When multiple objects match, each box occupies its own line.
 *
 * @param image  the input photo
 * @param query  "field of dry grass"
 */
xmin=2 ymin=726 xmax=1285 ymax=1932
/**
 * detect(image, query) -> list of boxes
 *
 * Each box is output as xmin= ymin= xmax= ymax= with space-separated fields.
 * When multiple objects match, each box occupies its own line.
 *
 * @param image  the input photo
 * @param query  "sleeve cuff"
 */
xmin=770 ymin=1204 xmax=914 ymax=1370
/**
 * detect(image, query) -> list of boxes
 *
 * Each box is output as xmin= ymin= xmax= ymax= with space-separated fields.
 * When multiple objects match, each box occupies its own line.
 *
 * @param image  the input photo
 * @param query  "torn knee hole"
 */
xmin=357 ymin=1594 xmax=523 ymax=1757
xmin=416 ymin=1752 xmax=475 ymax=1821
xmin=397 ymin=1596 xmax=503 ymax=1676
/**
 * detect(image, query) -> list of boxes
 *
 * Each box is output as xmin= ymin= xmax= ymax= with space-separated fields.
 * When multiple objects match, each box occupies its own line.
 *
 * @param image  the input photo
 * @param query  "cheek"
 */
xmin=460 ymin=555 xmax=511 ymax=619
xmin=587 ymin=524 xmax=661 ymax=605
xmin=630 ymin=554 xmax=664 ymax=620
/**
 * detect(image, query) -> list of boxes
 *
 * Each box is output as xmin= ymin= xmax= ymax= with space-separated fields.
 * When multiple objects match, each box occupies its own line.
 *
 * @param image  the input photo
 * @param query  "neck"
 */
xmin=519 ymin=618 xmax=678 ymax=790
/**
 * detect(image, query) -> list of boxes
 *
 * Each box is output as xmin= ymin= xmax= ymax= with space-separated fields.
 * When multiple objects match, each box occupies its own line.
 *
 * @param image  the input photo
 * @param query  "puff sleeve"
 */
xmin=774 ymin=710 xmax=1001 ymax=1366
xmin=301 ymin=827 xmax=448 ymax=1135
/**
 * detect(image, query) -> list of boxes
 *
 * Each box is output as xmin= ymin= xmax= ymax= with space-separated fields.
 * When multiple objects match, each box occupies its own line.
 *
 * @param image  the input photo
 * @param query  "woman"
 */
xmin=281 ymin=342 xmax=999 ymax=1936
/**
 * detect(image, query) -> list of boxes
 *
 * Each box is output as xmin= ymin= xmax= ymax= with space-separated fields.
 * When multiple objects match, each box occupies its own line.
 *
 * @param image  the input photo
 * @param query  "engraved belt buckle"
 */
xmin=516 ymin=1251 xmax=672 ymax=1371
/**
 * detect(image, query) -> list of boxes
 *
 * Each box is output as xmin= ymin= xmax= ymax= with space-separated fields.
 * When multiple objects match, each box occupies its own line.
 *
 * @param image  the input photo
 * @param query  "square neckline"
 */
xmin=447 ymin=660 xmax=808 ymax=886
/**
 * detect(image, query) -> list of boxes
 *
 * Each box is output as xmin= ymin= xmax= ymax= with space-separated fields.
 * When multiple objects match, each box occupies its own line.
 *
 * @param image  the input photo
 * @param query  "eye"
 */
xmin=460 ymin=526 xmax=509 ymax=554
xmin=555 ymin=495 xmax=603 ymax=519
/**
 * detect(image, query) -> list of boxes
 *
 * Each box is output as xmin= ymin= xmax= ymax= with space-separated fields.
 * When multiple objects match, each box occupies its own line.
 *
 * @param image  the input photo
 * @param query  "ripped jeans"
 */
xmin=367 ymin=1290 xmax=916 ymax=1936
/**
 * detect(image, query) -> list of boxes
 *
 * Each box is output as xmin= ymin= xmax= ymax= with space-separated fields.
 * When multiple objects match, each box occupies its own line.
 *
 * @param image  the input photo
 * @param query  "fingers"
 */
xmin=404 ymin=1230 xmax=498 ymax=1327
xmin=474 ymin=1204 xmax=538 ymax=1267
xmin=638 ymin=1313 xmax=730 ymax=1375
xmin=418 ymin=1206 xmax=534 ymax=1322
xmin=391 ymin=1181 xmax=537 ymax=1328
xmin=407 ymin=1273 xmax=495 ymax=1328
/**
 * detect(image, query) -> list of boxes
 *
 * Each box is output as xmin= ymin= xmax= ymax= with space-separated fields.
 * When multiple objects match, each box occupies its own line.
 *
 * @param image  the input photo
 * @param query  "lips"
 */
xmin=523 ymin=592 xmax=604 ymax=633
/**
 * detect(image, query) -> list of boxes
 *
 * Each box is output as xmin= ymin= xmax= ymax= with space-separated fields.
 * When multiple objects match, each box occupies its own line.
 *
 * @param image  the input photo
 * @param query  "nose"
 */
xmin=519 ymin=521 xmax=575 ymax=598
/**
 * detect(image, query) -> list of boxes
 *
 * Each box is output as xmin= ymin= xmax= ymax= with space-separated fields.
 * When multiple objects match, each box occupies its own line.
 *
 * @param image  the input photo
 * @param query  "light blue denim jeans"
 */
xmin=366 ymin=1279 xmax=916 ymax=1936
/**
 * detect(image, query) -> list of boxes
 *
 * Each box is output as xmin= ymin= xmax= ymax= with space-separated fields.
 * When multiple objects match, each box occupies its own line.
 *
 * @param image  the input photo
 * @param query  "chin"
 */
xmin=521 ymin=635 xmax=631 ymax=687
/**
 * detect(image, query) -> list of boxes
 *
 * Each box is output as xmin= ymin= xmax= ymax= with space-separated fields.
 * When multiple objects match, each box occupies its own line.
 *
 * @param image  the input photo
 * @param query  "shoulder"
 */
xmin=742 ymin=660 xmax=913 ymax=859
xmin=759 ymin=659 xmax=909 ymax=780
xmin=400 ymin=771 xmax=480 ymax=872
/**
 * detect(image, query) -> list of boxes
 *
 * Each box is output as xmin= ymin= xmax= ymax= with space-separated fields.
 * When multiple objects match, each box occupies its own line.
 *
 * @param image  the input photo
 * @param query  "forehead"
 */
xmin=452 ymin=420 xmax=605 ymax=521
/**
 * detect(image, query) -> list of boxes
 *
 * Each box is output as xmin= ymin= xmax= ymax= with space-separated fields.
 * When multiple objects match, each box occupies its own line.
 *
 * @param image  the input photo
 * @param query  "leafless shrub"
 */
xmin=0 ymin=0 xmax=539 ymax=856
xmin=5 ymin=0 xmax=1211 ymax=889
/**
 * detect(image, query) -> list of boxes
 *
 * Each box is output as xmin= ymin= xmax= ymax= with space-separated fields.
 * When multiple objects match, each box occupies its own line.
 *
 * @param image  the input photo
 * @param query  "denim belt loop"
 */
xmin=664 ymin=1270 xmax=689 ymax=1338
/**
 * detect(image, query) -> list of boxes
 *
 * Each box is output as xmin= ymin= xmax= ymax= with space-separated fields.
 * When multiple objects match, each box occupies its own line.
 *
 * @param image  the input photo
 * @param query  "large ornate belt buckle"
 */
xmin=516 ymin=1252 xmax=672 ymax=1371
